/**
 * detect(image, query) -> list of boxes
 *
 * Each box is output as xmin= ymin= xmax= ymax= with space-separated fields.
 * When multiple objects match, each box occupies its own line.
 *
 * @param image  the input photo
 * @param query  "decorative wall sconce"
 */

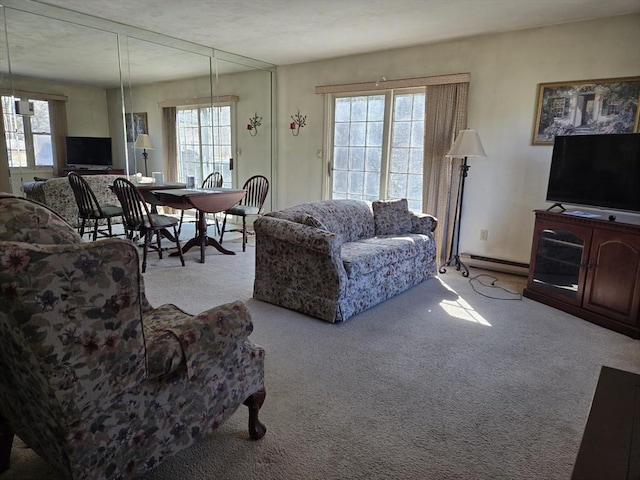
xmin=247 ymin=113 xmax=262 ymax=136
xmin=290 ymin=110 xmax=306 ymax=136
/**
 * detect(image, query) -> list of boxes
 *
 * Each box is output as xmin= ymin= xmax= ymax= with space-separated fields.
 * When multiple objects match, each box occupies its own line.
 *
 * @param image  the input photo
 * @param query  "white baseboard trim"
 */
xmin=460 ymin=253 xmax=529 ymax=277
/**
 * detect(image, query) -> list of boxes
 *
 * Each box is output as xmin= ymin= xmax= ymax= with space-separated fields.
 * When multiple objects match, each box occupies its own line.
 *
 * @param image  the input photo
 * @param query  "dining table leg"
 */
xmin=171 ymin=209 xmax=236 ymax=262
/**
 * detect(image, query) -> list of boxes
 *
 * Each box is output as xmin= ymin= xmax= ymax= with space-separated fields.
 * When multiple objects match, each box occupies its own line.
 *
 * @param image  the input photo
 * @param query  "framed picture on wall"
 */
xmin=532 ymin=76 xmax=640 ymax=145
xmin=126 ymin=112 xmax=148 ymax=143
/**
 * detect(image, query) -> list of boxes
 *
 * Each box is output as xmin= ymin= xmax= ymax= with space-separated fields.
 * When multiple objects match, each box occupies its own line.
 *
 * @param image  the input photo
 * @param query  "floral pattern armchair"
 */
xmin=0 ymin=193 xmax=266 ymax=479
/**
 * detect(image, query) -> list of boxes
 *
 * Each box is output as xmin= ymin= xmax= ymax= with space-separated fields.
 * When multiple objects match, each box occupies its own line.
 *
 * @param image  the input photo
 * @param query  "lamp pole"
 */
xmin=439 ymin=129 xmax=486 ymax=277
xmin=440 ymin=156 xmax=471 ymax=276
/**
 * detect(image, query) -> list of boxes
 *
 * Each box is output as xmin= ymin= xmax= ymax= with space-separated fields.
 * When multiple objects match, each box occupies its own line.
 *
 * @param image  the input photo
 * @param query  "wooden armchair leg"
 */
xmin=243 ymin=388 xmax=267 ymax=440
xmin=0 ymin=414 xmax=14 ymax=474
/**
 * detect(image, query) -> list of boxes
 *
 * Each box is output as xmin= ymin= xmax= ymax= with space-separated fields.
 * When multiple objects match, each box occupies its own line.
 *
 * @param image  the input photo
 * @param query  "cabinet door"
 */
xmin=584 ymin=229 xmax=640 ymax=326
xmin=527 ymin=219 xmax=592 ymax=306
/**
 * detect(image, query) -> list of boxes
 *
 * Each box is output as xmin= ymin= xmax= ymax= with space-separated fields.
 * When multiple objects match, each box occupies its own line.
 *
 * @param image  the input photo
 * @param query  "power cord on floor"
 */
xmin=468 ymin=273 xmax=523 ymax=301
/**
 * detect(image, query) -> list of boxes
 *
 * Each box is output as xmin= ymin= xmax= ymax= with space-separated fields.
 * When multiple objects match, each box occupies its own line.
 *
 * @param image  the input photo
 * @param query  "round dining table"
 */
xmin=151 ymin=188 xmax=246 ymax=263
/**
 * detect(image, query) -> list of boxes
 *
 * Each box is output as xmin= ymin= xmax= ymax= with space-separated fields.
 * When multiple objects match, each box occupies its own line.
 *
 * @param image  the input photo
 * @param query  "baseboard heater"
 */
xmin=459 ymin=253 xmax=529 ymax=277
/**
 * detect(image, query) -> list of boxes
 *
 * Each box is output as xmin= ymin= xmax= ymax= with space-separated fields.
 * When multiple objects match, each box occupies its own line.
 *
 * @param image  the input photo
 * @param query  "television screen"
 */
xmin=546 ymin=133 xmax=640 ymax=213
xmin=65 ymin=136 xmax=113 ymax=168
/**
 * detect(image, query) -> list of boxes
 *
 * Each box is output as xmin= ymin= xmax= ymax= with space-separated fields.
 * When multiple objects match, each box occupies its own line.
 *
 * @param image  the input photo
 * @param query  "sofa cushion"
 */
xmin=268 ymin=199 xmax=375 ymax=242
xmin=372 ymin=198 xmax=412 ymax=236
xmin=341 ymin=234 xmax=427 ymax=278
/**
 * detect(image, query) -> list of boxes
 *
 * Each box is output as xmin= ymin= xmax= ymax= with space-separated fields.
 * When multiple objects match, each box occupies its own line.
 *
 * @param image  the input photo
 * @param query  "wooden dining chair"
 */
xmin=178 ymin=172 xmax=224 ymax=236
xmin=112 ymin=177 xmax=185 ymax=273
xmin=219 ymin=175 xmax=269 ymax=252
xmin=67 ymin=172 xmax=123 ymax=241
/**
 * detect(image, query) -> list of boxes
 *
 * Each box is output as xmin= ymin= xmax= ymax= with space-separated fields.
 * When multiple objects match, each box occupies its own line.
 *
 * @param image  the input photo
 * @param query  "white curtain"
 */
xmin=422 ymin=82 xmax=468 ymax=266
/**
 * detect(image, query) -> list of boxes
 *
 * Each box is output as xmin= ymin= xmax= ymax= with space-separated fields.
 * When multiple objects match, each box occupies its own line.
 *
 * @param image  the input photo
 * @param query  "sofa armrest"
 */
xmin=146 ymin=301 xmax=254 ymax=380
xmin=21 ymin=180 xmax=47 ymax=204
xmin=410 ymin=212 xmax=438 ymax=234
xmin=254 ymin=215 xmax=345 ymax=255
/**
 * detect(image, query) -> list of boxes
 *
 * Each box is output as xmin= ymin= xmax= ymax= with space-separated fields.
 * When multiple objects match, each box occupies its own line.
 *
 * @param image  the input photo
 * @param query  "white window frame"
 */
xmin=2 ymin=95 xmax=53 ymax=170
xmin=324 ymin=87 xmax=426 ymax=210
xmin=176 ymin=102 xmax=235 ymax=188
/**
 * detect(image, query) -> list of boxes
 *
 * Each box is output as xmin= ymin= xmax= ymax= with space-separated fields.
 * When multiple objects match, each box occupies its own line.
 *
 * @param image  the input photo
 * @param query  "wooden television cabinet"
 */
xmin=523 ymin=210 xmax=640 ymax=338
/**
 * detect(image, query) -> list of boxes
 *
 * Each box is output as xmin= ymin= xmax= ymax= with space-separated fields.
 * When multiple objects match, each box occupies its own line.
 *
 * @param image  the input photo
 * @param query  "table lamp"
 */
xmin=134 ymin=134 xmax=154 ymax=176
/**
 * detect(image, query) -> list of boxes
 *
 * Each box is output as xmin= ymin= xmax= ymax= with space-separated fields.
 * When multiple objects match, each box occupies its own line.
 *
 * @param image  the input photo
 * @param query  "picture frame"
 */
xmin=532 ymin=76 xmax=640 ymax=145
xmin=126 ymin=112 xmax=148 ymax=143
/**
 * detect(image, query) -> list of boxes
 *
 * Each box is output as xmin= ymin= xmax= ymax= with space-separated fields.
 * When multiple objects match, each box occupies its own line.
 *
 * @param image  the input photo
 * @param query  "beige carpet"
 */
xmin=3 ymin=234 xmax=639 ymax=480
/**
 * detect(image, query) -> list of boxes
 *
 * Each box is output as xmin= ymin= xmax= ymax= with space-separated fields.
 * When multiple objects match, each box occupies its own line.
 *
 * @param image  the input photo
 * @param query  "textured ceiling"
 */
xmin=1 ymin=0 xmax=638 ymax=88
xmin=36 ymin=0 xmax=640 ymax=65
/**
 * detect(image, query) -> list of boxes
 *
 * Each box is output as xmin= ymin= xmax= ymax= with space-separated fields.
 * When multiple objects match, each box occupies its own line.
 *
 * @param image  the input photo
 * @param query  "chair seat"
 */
xmin=89 ymin=204 xmax=122 ymax=218
xmin=146 ymin=213 xmax=179 ymax=229
xmin=227 ymin=205 xmax=260 ymax=216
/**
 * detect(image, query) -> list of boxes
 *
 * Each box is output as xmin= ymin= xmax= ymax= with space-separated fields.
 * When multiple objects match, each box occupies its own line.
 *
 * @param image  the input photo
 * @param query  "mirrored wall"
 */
xmin=0 ymin=0 xmax=275 ymax=210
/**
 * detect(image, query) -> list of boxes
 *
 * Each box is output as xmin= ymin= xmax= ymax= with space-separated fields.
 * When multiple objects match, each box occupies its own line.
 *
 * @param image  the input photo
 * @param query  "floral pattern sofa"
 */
xmin=22 ymin=174 xmax=124 ymax=229
xmin=0 ymin=193 xmax=266 ymax=479
xmin=253 ymin=198 xmax=438 ymax=323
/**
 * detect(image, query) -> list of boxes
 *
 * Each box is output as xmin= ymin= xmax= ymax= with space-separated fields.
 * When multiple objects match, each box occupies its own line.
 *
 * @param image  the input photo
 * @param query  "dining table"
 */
xmin=151 ymin=188 xmax=246 ymax=263
xmin=132 ymin=181 xmax=186 ymax=214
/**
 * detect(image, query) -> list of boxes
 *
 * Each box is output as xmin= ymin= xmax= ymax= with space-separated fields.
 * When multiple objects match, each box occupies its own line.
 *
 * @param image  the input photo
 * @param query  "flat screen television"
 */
xmin=65 ymin=136 xmax=113 ymax=168
xmin=546 ymin=133 xmax=640 ymax=213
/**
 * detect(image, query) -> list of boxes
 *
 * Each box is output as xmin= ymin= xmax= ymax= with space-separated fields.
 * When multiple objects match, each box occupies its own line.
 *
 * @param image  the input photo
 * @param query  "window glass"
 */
xmin=2 ymin=96 xmax=52 ymax=168
xmin=330 ymin=91 xmax=425 ymax=211
xmin=176 ymin=104 xmax=232 ymax=188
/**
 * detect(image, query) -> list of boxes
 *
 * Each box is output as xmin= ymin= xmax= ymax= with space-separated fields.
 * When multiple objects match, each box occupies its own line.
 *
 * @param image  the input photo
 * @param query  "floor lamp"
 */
xmin=439 ymin=129 xmax=487 ymax=277
xmin=134 ymin=134 xmax=154 ymax=176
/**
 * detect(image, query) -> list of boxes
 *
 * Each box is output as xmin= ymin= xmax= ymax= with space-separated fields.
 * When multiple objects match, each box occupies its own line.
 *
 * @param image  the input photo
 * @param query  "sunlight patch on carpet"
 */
xmin=438 ymin=281 xmax=491 ymax=326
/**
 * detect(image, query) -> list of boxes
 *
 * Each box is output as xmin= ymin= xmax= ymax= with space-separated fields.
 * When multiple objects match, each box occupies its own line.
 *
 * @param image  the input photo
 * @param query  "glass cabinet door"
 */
xmin=529 ymin=221 xmax=592 ymax=305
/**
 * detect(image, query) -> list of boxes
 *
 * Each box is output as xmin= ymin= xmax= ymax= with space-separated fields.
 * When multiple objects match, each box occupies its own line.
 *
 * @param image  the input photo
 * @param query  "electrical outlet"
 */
xmin=480 ymin=229 xmax=488 ymax=241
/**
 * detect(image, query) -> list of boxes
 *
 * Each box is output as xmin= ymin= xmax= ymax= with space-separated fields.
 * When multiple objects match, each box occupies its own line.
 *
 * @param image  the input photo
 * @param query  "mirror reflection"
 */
xmin=0 ymin=1 xmax=274 ymax=212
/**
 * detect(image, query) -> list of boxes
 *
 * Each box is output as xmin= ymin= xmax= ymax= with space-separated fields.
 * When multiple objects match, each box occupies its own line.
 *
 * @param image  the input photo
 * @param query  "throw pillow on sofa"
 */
xmin=372 ymin=198 xmax=412 ymax=236
xmin=298 ymin=213 xmax=330 ymax=231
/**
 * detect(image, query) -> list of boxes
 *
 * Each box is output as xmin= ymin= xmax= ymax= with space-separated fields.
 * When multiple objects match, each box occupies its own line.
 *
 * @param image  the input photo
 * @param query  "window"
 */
xmin=176 ymin=104 xmax=233 ymax=187
xmin=2 ymin=96 xmax=53 ymax=168
xmin=551 ymin=97 xmax=569 ymax=118
xmin=330 ymin=90 xmax=425 ymax=211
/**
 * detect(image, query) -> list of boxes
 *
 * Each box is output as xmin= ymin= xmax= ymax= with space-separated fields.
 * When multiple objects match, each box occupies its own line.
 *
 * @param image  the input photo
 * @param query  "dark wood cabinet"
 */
xmin=523 ymin=210 xmax=640 ymax=338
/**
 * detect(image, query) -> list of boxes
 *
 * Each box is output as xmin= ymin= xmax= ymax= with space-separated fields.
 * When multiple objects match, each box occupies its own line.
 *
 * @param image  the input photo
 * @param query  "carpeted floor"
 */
xmin=3 ymin=231 xmax=639 ymax=480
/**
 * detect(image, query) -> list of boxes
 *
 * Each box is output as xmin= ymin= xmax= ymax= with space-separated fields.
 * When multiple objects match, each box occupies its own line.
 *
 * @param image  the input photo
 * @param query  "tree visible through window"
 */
xmin=330 ymin=90 xmax=425 ymax=211
xmin=176 ymin=104 xmax=232 ymax=187
xmin=2 ymin=96 xmax=53 ymax=168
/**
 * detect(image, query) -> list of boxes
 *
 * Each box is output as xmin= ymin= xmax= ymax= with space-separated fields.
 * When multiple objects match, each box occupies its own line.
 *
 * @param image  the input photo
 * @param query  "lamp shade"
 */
xmin=446 ymin=129 xmax=486 ymax=158
xmin=134 ymin=134 xmax=154 ymax=150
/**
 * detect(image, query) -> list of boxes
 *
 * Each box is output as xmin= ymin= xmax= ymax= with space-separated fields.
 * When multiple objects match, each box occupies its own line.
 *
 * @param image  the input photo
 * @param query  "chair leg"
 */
xmin=243 ymin=388 xmax=267 ymax=440
xmin=219 ymin=213 xmax=228 ymax=244
xmin=107 ymin=218 xmax=113 ymax=237
xmin=156 ymin=231 xmax=163 ymax=259
xmin=92 ymin=220 xmax=99 ymax=241
xmin=242 ymin=216 xmax=247 ymax=252
xmin=173 ymin=225 xmax=185 ymax=267
xmin=142 ymin=232 xmax=150 ymax=273
xmin=178 ymin=210 xmax=185 ymax=237
xmin=79 ymin=218 xmax=86 ymax=238
xmin=0 ymin=413 xmax=14 ymax=474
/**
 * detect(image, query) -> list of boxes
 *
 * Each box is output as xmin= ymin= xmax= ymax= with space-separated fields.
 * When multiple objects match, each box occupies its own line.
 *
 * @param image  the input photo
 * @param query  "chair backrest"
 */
xmin=240 ymin=175 xmax=269 ymax=212
xmin=68 ymin=172 xmax=103 ymax=218
xmin=203 ymin=172 xmax=223 ymax=189
xmin=112 ymin=177 xmax=153 ymax=230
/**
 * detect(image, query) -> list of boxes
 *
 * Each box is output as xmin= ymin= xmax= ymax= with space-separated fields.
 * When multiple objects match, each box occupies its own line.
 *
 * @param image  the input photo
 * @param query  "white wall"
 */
xmin=275 ymin=14 xmax=640 ymax=265
xmin=2 ymin=76 xmax=110 ymax=194
xmin=107 ymin=69 xmax=273 ymax=189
